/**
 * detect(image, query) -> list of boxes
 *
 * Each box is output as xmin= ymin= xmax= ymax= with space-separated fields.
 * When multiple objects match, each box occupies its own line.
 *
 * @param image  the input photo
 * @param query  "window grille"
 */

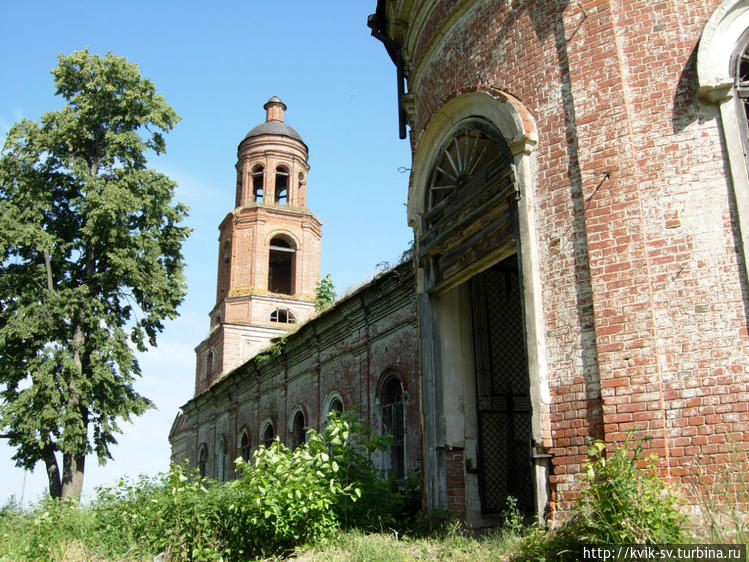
xmin=380 ymin=378 xmax=405 ymax=480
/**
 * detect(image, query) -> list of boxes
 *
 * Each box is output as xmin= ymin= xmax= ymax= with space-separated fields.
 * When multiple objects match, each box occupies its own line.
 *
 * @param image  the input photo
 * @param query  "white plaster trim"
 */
xmin=409 ymin=90 xmax=538 ymax=228
xmin=698 ymin=0 xmax=749 ymax=280
xmin=410 ymin=89 xmax=549 ymax=521
xmin=698 ymin=0 xmax=749 ymax=101
xmin=719 ymin=97 xmax=749 ymax=271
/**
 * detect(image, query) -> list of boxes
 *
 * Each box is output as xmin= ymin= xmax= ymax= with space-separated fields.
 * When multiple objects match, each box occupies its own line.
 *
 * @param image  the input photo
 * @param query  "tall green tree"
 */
xmin=0 ymin=49 xmax=190 ymax=499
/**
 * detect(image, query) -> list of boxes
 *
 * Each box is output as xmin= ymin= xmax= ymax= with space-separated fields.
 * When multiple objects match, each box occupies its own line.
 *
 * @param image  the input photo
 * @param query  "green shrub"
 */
xmin=323 ymin=410 xmax=421 ymax=532
xmin=91 ymin=426 xmax=363 ymax=560
xmin=229 ymin=428 xmax=360 ymax=556
xmin=519 ymin=436 xmax=688 ymax=561
xmin=1 ymin=412 xmax=423 ymax=561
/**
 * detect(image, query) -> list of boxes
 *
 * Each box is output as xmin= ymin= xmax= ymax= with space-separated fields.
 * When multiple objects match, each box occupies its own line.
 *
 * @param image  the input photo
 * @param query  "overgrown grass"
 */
xmin=294 ymin=525 xmax=520 ymax=561
xmin=2 ymin=432 xmax=747 ymax=562
xmin=686 ymin=440 xmax=749 ymax=544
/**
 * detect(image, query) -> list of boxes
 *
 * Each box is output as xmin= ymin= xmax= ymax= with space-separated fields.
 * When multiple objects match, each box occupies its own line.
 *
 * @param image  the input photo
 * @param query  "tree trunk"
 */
xmin=61 ymin=451 xmax=85 ymax=499
xmin=61 ymin=321 xmax=88 ymax=502
xmin=42 ymin=442 xmax=63 ymax=499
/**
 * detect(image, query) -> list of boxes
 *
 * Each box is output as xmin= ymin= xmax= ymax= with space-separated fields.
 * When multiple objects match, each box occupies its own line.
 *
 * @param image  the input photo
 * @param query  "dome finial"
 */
xmin=264 ymin=96 xmax=287 ymax=122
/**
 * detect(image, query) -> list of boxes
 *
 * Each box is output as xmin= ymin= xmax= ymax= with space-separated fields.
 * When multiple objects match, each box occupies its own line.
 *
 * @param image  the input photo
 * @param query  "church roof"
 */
xmin=243 ymin=120 xmax=304 ymax=143
xmin=243 ymin=96 xmax=305 ymax=146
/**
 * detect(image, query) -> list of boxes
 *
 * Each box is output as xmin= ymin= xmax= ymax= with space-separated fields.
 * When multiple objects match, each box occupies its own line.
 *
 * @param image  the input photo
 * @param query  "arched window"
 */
xmin=238 ymin=428 xmax=250 ymax=461
xmin=426 ymin=119 xmax=512 ymax=211
xmin=205 ymin=350 xmax=215 ymax=378
xmin=291 ymin=410 xmax=306 ymax=450
xmin=268 ymin=236 xmax=295 ymax=294
xmin=262 ymin=421 xmax=274 ymax=448
xmin=734 ymin=30 xmax=749 ymax=169
xmin=270 ymin=308 xmax=297 ymax=323
xmin=215 ymin=435 xmax=227 ymax=482
xmin=222 ymin=240 xmax=231 ymax=263
xmin=275 ymin=165 xmax=289 ymax=204
xmin=197 ymin=443 xmax=207 ymax=477
xmin=323 ymin=393 xmax=344 ymax=424
xmin=329 ymin=397 xmax=343 ymax=415
xmin=251 ymin=165 xmax=264 ymax=202
xmin=380 ymin=376 xmax=405 ymax=480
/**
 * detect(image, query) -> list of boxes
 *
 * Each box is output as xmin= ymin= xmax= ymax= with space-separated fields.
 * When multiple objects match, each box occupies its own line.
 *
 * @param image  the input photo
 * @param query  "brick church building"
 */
xmin=171 ymin=0 xmax=749 ymax=527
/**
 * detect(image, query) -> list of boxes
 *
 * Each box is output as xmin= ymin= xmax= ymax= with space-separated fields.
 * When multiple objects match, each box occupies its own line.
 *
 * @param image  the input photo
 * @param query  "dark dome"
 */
xmin=243 ymin=121 xmax=304 ymax=143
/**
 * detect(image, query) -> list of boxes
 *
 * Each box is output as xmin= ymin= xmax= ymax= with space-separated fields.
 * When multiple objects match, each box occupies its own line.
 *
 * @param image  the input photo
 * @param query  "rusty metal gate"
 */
xmin=471 ymin=259 xmax=534 ymax=515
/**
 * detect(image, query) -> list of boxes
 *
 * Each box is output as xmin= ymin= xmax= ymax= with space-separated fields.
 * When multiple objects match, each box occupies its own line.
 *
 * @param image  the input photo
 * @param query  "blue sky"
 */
xmin=0 ymin=1 xmax=412 ymax=505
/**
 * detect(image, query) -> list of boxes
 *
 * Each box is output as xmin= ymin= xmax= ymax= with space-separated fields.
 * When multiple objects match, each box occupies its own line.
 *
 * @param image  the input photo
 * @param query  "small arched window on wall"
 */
xmin=270 ymin=308 xmax=296 ymax=323
xmin=251 ymin=165 xmax=264 ymax=202
xmin=275 ymin=165 xmax=289 ymax=204
xmin=197 ymin=443 xmax=207 ymax=477
xmin=380 ymin=376 xmax=405 ymax=480
xmin=268 ymin=236 xmax=295 ymax=294
xmin=262 ymin=421 xmax=275 ymax=448
xmin=321 ymin=392 xmax=343 ymax=429
xmin=329 ymin=397 xmax=343 ymax=414
xmin=205 ymin=350 xmax=215 ymax=379
xmin=238 ymin=428 xmax=250 ymax=461
xmin=215 ymin=435 xmax=227 ymax=482
xmin=291 ymin=410 xmax=305 ymax=450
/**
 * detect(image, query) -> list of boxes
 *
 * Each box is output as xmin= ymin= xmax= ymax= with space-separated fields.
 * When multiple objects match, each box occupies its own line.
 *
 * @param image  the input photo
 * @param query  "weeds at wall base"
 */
xmin=2 ymin=430 xmax=747 ymax=561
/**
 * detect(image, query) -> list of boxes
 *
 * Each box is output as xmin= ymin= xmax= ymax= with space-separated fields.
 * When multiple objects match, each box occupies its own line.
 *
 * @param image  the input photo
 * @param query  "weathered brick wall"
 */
xmin=382 ymin=0 xmax=748 ymax=517
xmin=170 ymin=262 xmax=421 ymax=482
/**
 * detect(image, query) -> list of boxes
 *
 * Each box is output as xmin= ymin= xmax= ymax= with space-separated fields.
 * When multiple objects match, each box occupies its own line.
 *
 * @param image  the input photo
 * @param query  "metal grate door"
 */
xmin=471 ymin=259 xmax=534 ymax=514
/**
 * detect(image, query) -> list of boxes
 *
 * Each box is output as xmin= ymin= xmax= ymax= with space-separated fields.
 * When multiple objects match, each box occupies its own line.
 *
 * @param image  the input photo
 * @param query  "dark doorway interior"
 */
xmin=470 ymin=255 xmax=534 ymax=515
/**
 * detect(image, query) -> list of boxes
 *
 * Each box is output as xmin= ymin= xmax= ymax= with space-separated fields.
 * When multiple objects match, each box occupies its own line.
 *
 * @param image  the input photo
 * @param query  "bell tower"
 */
xmin=195 ymin=97 xmax=322 ymax=395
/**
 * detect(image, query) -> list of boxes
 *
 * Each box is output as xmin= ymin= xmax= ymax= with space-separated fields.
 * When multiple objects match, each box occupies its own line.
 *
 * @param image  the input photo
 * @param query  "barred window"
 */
xmin=380 ymin=377 xmax=405 ymax=480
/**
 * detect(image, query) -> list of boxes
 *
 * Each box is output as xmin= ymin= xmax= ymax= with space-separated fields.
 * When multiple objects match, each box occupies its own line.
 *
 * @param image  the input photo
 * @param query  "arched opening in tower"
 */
xmin=252 ymin=165 xmax=264 ymax=202
xmin=275 ymin=166 xmax=289 ymax=204
xmin=268 ymin=236 xmax=295 ymax=294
